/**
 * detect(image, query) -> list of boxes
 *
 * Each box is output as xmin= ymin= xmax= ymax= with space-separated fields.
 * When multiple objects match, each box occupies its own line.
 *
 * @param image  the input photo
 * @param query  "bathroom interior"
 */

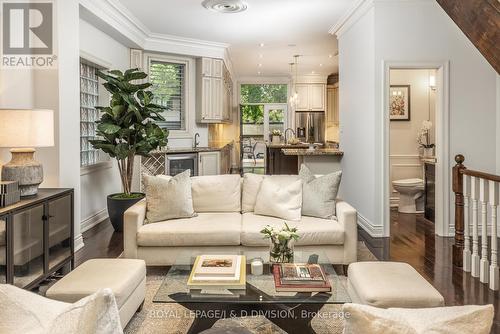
xmin=389 ymin=68 xmax=437 ymax=233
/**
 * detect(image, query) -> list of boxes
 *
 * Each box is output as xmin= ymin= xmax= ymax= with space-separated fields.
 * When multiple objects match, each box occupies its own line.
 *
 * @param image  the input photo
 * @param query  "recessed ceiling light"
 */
xmin=328 ymin=54 xmax=333 ymax=58
xmin=259 ymin=54 xmax=263 ymax=59
xmin=202 ymin=0 xmax=248 ymax=13
xmin=311 ymin=71 xmax=315 ymax=74
xmin=319 ymin=64 xmax=323 ymax=67
xmin=257 ymin=71 xmax=261 ymax=75
xmin=259 ymin=43 xmax=265 ymax=47
xmin=258 ymin=63 xmax=262 ymax=67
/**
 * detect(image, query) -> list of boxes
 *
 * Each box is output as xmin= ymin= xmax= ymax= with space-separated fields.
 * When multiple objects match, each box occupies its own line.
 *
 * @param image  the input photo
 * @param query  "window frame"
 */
xmin=144 ymin=53 xmax=193 ymax=139
xmin=79 ymin=51 xmax=112 ymax=175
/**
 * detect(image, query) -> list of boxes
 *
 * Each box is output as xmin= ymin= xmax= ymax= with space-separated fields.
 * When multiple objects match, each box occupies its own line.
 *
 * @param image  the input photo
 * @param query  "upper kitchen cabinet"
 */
xmin=197 ymin=57 xmax=233 ymax=123
xmin=326 ymin=83 xmax=339 ymax=125
xmin=295 ymin=84 xmax=326 ymax=112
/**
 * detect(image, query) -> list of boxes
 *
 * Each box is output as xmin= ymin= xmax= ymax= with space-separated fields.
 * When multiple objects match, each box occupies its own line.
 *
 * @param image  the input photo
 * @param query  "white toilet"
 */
xmin=392 ymin=178 xmax=425 ymax=213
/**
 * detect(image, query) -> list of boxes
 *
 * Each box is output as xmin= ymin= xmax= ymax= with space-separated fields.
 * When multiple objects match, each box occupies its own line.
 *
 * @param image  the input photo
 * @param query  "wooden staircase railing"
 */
xmin=436 ymin=0 xmax=500 ymax=74
xmin=453 ymin=154 xmax=500 ymax=290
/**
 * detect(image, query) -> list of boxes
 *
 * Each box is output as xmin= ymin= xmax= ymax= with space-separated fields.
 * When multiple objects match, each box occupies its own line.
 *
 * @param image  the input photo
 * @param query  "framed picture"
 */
xmin=389 ymin=85 xmax=411 ymax=121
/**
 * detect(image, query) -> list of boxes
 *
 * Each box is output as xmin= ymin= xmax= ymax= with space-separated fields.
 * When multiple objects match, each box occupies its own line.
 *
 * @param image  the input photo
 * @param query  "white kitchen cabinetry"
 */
xmin=197 ymin=58 xmax=232 ymax=123
xmin=294 ymin=84 xmax=326 ymax=111
xmin=326 ymin=84 xmax=339 ymax=125
xmin=198 ymin=151 xmax=220 ymax=176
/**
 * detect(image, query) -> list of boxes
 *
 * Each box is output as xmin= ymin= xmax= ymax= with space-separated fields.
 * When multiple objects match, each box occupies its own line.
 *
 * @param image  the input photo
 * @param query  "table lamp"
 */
xmin=0 ymin=109 xmax=54 ymax=196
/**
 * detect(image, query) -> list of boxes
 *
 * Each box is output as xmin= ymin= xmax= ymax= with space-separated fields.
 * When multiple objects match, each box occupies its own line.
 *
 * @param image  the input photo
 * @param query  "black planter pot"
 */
xmin=107 ymin=193 xmax=145 ymax=232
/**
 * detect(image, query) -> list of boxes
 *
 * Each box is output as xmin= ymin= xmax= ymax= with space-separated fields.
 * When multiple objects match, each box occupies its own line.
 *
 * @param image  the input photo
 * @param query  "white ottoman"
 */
xmin=46 ymin=258 xmax=146 ymax=328
xmin=347 ymin=261 xmax=444 ymax=308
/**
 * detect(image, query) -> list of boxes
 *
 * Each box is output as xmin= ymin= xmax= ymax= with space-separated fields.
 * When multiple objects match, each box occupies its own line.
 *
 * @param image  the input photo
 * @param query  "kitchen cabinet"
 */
xmin=266 ymin=147 xmax=298 ymax=175
xmin=295 ymin=84 xmax=326 ymax=111
xmin=197 ymin=58 xmax=233 ymax=123
xmin=326 ymin=84 xmax=339 ymax=125
xmin=199 ymin=151 xmax=220 ymax=176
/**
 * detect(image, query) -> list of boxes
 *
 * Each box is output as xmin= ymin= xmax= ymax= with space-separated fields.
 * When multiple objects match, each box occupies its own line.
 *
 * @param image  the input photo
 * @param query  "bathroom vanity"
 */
xmin=423 ymin=159 xmax=436 ymax=222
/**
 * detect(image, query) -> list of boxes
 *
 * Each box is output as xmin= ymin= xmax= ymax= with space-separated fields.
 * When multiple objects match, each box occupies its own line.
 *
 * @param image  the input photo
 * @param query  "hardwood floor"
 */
xmin=77 ymin=214 xmax=500 ymax=332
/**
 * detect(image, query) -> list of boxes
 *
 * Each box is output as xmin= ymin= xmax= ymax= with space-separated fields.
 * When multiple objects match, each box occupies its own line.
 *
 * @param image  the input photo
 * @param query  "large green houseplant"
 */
xmin=90 ymin=68 xmax=168 ymax=231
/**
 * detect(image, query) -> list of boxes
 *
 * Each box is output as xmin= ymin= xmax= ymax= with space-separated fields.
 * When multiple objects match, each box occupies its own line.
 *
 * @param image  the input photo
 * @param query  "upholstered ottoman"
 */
xmin=347 ymin=261 xmax=444 ymax=308
xmin=46 ymin=258 xmax=146 ymax=328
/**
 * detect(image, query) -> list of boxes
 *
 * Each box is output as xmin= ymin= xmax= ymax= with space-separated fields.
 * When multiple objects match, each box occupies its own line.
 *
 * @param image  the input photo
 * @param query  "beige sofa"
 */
xmin=123 ymin=174 xmax=357 ymax=265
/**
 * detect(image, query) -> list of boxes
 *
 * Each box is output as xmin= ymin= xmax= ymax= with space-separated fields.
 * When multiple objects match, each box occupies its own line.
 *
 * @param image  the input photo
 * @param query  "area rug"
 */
xmin=125 ymin=242 xmax=377 ymax=334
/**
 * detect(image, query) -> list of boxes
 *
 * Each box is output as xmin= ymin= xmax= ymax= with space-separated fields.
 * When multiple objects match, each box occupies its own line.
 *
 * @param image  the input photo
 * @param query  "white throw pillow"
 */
xmin=144 ymin=170 xmax=196 ymax=223
xmin=0 ymin=284 xmax=123 ymax=334
xmin=342 ymin=303 xmax=494 ymax=334
xmin=254 ymin=177 xmax=303 ymax=221
xmin=299 ymin=164 xmax=342 ymax=219
xmin=241 ymin=173 xmax=266 ymax=213
xmin=191 ymin=174 xmax=241 ymax=212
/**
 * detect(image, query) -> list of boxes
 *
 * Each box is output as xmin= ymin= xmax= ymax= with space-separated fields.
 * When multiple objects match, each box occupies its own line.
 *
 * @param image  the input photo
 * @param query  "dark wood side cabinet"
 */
xmin=0 ymin=188 xmax=74 ymax=289
xmin=424 ymin=163 xmax=435 ymax=223
xmin=266 ymin=147 xmax=298 ymax=175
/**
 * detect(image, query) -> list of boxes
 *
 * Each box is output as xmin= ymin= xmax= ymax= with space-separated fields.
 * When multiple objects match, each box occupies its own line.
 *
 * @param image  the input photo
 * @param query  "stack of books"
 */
xmin=187 ymin=255 xmax=246 ymax=291
xmin=0 ymin=181 xmax=20 ymax=208
xmin=272 ymin=263 xmax=331 ymax=292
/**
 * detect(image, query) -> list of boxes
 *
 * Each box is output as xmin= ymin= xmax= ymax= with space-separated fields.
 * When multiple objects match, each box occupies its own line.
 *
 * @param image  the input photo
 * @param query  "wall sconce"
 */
xmin=429 ymin=75 xmax=436 ymax=90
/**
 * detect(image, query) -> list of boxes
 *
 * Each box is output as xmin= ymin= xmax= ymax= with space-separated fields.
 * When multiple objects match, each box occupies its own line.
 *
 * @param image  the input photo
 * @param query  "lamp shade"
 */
xmin=0 ymin=109 xmax=54 ymax=148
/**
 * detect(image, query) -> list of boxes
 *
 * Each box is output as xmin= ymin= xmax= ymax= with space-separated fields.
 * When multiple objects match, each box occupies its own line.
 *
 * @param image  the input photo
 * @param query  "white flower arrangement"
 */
xmin=417 ymin=120 xmax=435 ymax=149
xmin=261 ymin=223 xmax=299 ymax=263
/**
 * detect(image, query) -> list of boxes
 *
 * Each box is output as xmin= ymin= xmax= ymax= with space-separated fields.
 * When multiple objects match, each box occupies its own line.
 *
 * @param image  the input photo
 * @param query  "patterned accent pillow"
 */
xmin=299 ymin=164 xmax=341 ymax=219
xmin=143 ymin=170 xmax=196 ymax=223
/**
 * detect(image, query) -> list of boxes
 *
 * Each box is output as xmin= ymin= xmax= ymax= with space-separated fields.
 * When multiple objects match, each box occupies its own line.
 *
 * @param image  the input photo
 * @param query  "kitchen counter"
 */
xmin=266 ymin=143 xmax=311 ymax=149
xmin=152 ymin=141 xmax=233 ymax=154
xmin=281 ymin=148 xmax=344 ymax=156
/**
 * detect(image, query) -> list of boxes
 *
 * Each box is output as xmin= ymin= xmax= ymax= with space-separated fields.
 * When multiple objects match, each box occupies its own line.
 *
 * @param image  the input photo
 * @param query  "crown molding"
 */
xmin=328 ymin=0 xmax=374 ymax=38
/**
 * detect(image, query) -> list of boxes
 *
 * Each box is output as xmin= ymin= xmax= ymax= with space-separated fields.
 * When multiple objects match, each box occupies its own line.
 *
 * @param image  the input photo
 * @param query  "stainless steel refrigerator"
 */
xmin=295 ymin=112 xmax=325 ymax=143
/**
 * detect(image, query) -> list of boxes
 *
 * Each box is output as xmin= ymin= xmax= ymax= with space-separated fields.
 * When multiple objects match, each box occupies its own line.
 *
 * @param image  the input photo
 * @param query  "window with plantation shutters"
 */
xmin=149 ymin=60 xmax=186 ymax=131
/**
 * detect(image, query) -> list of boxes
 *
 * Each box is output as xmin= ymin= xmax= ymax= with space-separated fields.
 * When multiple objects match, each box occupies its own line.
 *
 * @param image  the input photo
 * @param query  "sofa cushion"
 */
xmin=254 ymin=177 xmax=303 ymax=221
xmin=144 ymin=171 xmax=195 ymax=223
xmin=137 ymin=213 xmax=242 ymax=247
xmin=191 ymin=175 xmax=241 ymax=213
xmin=299 ymin=164 xmax=342 ymax=219
xmin=342 ymin=303 xmax=494 ymax=334
xmin=46 ymin=258 xmax=146 ymax=310
xmin=241 ymin=213 xmax=344 ymax=246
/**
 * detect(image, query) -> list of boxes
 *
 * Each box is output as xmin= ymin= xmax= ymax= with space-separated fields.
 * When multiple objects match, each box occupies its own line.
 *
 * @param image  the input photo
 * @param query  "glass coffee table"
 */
xmin=153 ymin=251 xmax=351 ymax=334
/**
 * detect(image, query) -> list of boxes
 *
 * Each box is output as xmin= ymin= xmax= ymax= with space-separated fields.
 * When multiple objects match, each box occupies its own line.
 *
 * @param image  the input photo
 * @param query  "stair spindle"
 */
xmin=463 ymin=175 xmax=471 ymax=272
xmin=471 ymin=176 xmax=480 ymax=278
xmin=479 ymin=179 xmax=489 ymax=283
xmin=489 ymin=181 xmax=499 ymax=290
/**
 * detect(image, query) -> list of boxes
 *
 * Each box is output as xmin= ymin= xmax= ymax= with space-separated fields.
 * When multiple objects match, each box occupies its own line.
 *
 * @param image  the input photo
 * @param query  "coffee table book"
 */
xmin=188 ymin=255 xmax=246 ymax=290
xmin=272 ymin=264 xmax=331 ymax=292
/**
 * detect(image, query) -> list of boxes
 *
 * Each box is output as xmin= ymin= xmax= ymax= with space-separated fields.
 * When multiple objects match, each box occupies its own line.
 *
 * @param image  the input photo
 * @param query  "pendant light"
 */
xmin=289 ymin=55 xmax=300 ymax=108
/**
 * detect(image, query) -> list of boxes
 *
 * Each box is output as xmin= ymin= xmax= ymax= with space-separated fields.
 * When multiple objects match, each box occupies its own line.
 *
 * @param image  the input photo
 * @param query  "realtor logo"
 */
xmin=1 ymin=1 xmax=56 ymax=68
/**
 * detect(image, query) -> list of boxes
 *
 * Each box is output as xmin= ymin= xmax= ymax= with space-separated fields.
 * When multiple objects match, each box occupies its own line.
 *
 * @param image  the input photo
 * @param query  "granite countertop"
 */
xmin=281 ymin=148 xmax=344 ymax=156
xmin=266 ymin=143 xmax=311 ymax=148
xmin=152 ymin=141 xmax=233 ymax=154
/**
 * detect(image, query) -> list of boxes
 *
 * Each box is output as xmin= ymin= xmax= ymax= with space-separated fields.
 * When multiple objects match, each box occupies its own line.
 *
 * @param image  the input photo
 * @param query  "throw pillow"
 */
xmin=342 ymin=303 xmax=494 ymax=334
xmin=143 ymin=170 xmax=196 ymax=223
xmin=254 ymin=177 xmax=303 ymax=221
xmin=241 ymin=173 xmax=266 ymax=213
xmin=0 ymin=284 xmax=123 ymax=334
xmin=299 ymin=164 xmax=341 ymax=219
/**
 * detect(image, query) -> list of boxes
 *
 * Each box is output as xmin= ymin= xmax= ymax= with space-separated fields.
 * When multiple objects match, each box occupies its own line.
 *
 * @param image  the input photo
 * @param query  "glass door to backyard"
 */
xmin=240 ymin=84 xmax=288 ymax=174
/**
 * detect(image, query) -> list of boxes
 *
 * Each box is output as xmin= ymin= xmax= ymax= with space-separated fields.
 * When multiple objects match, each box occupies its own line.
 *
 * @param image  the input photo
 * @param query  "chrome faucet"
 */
xmin=284 ymin=128 xmax=296 ymax=144
xmin=193 ymin=133 xmax=200 ymax=149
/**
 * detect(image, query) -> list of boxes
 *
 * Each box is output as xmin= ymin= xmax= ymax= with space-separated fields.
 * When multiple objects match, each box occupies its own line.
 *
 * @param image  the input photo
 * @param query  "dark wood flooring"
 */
xmin=76 ymin=212 xmax=500 ymax=332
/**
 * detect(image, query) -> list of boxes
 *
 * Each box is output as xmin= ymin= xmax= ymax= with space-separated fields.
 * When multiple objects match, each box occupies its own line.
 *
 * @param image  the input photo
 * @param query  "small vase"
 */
xmin=423 ymin=147 xmax=434 ymax=157
xmin=272 ymin=135 xmax=281 ymax=144
xmin=269 ymin=238 xmax=295 ymax=265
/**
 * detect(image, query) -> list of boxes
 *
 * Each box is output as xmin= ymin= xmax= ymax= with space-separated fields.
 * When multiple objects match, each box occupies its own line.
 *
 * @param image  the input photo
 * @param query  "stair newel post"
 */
xmin=452 ymin=154 xmax=466 ymax=267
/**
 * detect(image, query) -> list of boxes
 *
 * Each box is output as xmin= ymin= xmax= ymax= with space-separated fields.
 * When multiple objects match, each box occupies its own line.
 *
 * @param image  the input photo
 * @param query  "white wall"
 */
xmin=338 ymin=7 xmax=377 ymax=235
xmin=336 ymin=0 xmax=498 ymax=236
xmin=79 ymin=18 xmax=129 ymax=231
xmin=389 ymin=69 xmax=436 ymax=204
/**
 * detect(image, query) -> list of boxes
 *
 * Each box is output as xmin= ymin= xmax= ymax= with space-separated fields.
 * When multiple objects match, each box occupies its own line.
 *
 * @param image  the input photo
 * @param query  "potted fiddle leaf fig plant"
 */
xmin=90 ymin=68 xmax=169 ymax=231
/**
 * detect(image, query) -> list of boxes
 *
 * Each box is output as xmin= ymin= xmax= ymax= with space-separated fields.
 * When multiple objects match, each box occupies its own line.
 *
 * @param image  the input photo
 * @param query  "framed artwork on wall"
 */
xmin=389 ymin=85 xmax=411 ymax=121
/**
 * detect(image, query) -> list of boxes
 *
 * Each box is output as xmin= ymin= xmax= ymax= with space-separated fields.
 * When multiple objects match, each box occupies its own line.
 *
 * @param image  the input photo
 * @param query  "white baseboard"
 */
xmin=74 ymin=233 xmax=84 ymax=252
xmin=81 ymin=208 xmax=108 ymax=233
xmin=357 ymin=213 xmax=385 ymax=237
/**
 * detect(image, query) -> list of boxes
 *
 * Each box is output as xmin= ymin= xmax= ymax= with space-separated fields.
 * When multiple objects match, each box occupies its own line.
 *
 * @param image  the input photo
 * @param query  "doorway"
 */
xmin=383 ymin=62 xmax=450 ymax=238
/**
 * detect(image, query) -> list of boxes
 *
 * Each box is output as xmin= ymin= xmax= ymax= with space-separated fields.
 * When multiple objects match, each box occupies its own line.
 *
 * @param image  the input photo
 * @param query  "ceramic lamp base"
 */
xmin=1 ymin=148 xmax=43 ymax=196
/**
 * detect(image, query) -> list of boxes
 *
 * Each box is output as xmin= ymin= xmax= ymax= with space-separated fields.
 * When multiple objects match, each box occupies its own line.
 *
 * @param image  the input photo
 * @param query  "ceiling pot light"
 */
xmin=259 ymin=43 xmax=265 ymax=47
xmin=202 ymin=0 xmax=248 ymax=13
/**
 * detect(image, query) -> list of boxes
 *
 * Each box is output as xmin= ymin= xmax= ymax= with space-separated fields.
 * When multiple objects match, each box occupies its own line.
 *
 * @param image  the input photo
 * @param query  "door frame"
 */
xmin=381 ymin=61 xmax=450 ymax=237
